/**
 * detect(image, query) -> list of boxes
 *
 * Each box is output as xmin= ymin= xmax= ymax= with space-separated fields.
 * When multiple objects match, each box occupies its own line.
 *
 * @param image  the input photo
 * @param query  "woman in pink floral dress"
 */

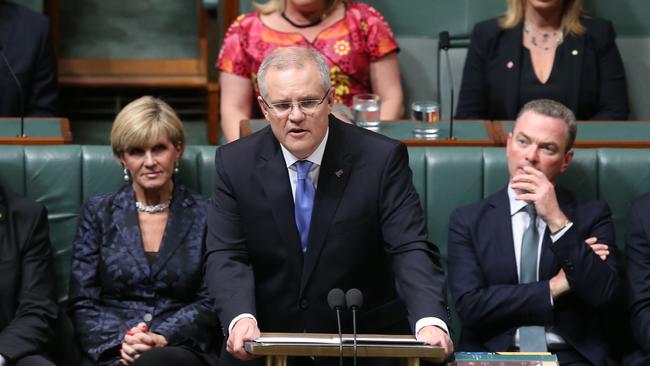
xmin=217 ymin=0 xmax=403 ymax=142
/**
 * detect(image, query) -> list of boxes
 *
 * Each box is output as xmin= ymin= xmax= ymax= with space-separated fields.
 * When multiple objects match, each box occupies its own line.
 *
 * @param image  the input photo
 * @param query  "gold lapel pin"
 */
xmin=335 ymin=169 xmax=343 ymax=178
xmin=572 ymin=49 xmax=579 ymax=56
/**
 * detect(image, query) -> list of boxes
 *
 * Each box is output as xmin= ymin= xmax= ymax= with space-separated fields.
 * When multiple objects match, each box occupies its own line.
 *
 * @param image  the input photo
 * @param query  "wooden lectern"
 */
xmin=245 ymin=333 xmax=445 ymax=366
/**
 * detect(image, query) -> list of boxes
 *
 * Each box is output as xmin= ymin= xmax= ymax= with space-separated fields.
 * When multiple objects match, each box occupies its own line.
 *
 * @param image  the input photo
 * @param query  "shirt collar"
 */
xmin=280 ymin=128 xmax=329 ymax=168
xmin=507 ymin=183 xmax=529 ymax=216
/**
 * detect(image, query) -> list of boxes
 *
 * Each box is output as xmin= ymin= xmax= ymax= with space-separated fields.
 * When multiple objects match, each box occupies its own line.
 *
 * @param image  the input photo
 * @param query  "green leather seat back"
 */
xmin=599 ymin=148 xmax=650 ymax=249
xmin=0 ymin=146 xmax=26 ymax=195
xmin=24 ymin=146 xmax=82 ymax=301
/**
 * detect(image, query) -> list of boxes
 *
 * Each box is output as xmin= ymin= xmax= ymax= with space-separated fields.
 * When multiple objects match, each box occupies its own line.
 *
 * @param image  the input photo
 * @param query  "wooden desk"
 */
xmin=243 ymin=119 xmax=650 ymax=148
xmin=241 ymin=119 xmax=499 ymax=147
xmin=0 ymin=118 xmax=72 ymax=145
xmin=245 ymin=333 xmax=445 ymax=366
xmin=495 ymin=120 xmax=650 ymax=148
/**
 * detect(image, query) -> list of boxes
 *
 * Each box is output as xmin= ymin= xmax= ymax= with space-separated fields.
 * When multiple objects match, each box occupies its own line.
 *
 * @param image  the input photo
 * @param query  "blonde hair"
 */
xmin=111 ymin=96 xmax=185 ymax=160
xmin=253 ymin=0 xmax=344 ymax=17
xmin=499 ymin=0 xmax=586 ymax=35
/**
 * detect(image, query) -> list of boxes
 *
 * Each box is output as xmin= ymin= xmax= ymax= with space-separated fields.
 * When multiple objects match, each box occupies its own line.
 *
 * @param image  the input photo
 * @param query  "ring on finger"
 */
xmin=531 ymin=185 xmax=536 ymax=193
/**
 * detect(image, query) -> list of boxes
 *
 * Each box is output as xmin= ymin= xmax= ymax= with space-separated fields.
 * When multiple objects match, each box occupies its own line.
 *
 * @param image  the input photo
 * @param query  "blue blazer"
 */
xmin=456 ymin=17 xmax=628 ymax=121
xmin=448 ymin=187 xmax=621 ymax=365
xmin=0 ymin=1 xmax=58 ymax=116
xmin=69 ymin=184 xmax=221 ymax=365
xmin=626 ymin=193 xmax=650 ymax=354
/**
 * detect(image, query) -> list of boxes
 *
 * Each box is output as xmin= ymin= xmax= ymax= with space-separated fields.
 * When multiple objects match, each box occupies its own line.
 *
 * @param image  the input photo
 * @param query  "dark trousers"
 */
xmin=132 ymin=347 xmax=209 ymax=366
xmin=13 ymin=355 xmax=55 ymax=366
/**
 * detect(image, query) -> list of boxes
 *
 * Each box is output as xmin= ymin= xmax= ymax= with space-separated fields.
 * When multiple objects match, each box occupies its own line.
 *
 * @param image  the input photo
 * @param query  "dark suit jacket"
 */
xmin=206 ymin=116 xmax=448 ymax=364
xmin=626 ymin=192 xmax=650 ymax=354
xmin=68 ymin=184 xmax=221 ymax=365
xmin=448 ymin=187 xmax=621 ymax=365
xmin=0 ymin=1 xmax=58 ymax=116
xmin=0 ymin=184 xmax=58 ymax=362
xmin=456 ymin=17 xmax=628 ymax=121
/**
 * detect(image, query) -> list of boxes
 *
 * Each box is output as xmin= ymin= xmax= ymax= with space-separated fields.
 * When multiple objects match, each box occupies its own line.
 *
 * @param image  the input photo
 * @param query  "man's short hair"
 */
xmin=257 ymin=46 xmax=331 ymax=99
xmin=516 ymin=99 xmax=577 ymax=151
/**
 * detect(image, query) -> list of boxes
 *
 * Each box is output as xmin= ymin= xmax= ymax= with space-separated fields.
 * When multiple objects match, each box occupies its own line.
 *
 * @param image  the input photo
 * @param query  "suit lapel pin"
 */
xmin=571 ymin=49 xmax=579 ymax=56
xmin=335 ymin=169 xmax=343 ymax=178
xmin=507 ymin=61 xmax=514 ymax=69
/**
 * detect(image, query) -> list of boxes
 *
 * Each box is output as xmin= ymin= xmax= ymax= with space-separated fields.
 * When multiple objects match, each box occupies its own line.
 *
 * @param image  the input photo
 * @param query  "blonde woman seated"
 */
xmin=68 ymin=96 xmax=221 ymax=366
xmin=217 ymin=0 xmax=404 ymax=142
xmin=456 ymin=0 xmax=628 ymax=121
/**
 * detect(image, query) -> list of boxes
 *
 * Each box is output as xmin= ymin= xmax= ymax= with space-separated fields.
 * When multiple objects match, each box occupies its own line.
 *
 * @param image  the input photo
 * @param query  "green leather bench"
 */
xmin=1 ymin=144 xmax=648 ymax=354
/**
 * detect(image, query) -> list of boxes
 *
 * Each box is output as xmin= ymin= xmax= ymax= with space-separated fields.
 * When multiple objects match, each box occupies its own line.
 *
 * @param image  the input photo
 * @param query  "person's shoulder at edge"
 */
xmin=579 ymin=16 xmax=619 ymax=46
xmin=1 ymin=185 xmax=44 ymax=215
xmin=628 ymin=191 xmax=650 ymax=213
xmin=345 ymin=1 xmax=385 ymax=18
xmin=1 ymin=1 xmax=49 ymax=35
xmin=225 ymin=11 xmax=263 ymax=32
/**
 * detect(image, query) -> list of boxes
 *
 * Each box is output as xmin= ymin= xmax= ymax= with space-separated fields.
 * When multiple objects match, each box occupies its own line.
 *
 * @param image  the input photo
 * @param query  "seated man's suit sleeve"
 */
xmin=626 ymin=197 xmax=650 ymax=351
xmin=548 ymin=201 xmax=620 ymax=306
xmin=0 ymin=202 xmax=58 ymax=362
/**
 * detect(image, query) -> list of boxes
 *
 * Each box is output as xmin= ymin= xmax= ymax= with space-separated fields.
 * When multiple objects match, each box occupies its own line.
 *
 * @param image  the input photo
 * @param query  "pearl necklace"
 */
xmin=524 ymin=22 xmax=564 ymax=51
xmin=136 ymin=196 xmax=172 ymax=214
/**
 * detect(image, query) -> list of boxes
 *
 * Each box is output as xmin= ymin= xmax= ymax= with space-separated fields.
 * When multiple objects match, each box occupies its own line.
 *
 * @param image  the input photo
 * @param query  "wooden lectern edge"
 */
xmin=244 ymin=333 xmax=445 ymax=361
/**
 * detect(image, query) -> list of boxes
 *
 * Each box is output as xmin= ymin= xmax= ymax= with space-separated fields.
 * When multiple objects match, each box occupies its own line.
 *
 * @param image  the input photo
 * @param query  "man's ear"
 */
xmin=257 ymin=96 xmax=270 ymax=120
xmin=560 ymin=149 xmax=574 ymax=173
xmin=327 ymin=87 xmax=335 ymax=106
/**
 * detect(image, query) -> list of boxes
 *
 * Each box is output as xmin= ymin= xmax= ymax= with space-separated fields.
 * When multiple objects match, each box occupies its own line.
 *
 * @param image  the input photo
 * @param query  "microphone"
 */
xmin=438 ymin=31 xmax=456 ymax=141
xmin=0 ymin=44 xmax=26 ymax=138
xmin=327 ymin=288 xmax=346 ymax=366
xmin=345 ymin=288 xmax=363 ymax=366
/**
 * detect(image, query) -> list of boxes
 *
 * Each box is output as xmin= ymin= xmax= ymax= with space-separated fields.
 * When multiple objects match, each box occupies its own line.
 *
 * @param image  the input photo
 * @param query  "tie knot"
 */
xmin=295 ymin=160 xmax=313 ymax=180
xmin=523 ymin=204 xmax=537 ymax=219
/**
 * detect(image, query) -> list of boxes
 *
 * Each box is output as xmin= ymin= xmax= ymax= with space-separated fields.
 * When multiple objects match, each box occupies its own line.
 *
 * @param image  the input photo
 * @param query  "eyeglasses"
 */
xmin=261 ymin=89 xmax=330 ymax=117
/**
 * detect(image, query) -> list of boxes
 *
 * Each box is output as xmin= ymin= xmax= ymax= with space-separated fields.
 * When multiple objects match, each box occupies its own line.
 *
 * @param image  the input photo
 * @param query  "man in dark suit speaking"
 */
xmin=206 ymin=46 xmax=453 ymax=365
xmin=448 ymin=99 xmax=621 ymax=365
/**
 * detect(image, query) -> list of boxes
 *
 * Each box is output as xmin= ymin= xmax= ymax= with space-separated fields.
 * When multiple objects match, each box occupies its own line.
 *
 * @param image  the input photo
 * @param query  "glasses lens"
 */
xmin=298 ymin=100 xmax=320 ymax=113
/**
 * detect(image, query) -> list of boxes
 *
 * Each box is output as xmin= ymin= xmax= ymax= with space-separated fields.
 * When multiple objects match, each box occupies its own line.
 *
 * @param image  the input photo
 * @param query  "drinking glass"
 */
xmin=352 ymin=94 xmax=381 ymax=128
xmin=411 ymin=101 xmax=439 ymax=139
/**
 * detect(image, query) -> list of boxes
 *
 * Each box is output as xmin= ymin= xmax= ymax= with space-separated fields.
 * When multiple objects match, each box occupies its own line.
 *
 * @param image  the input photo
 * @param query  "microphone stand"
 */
xmin=0 ymin=49 xmax=26 ymax=138
xmin=345 ymin=289 xmax=363 ymax=366
xmin=327 ymin=288 xmax=346 ymax=366
xmin=444 ymin=49 xmax=456 ymax=141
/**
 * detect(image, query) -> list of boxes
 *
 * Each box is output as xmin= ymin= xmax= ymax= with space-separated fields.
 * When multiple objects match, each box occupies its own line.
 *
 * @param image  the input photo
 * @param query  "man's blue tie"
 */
xmin=518 ymin=204 xmax=548 ymax=352
xmin=295 ymin=160 xmax=315 ymax=254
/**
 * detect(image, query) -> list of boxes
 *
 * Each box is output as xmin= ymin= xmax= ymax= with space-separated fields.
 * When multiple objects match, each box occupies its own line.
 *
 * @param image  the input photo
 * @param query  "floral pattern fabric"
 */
xmin=68 ymin=184 xmax=220 ymax=365
xmin=217 ymin=2 xmax=399 ymax=106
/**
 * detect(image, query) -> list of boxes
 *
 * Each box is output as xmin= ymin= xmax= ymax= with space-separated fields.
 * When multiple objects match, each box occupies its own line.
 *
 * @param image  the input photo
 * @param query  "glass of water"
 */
xmin=352 ymin=94 xmax=381 ymax=128
xmin=411 ymin=101 xmax=439 ymax=139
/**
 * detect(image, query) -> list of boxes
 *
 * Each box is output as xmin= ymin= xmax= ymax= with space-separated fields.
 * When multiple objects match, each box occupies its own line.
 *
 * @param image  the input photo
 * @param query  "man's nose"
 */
xmin=288 ymin=102 xmax=306 ymax=121
xmin=524 ymin=146 xmax=538 ymax=163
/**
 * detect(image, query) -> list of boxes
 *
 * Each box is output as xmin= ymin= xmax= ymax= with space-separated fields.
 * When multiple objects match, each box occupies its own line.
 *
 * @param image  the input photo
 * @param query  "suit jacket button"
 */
xmin=143 ymin=313 xmax=153 ymax=322
xmin=300 ymin=299 xmax=310 ymax=309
